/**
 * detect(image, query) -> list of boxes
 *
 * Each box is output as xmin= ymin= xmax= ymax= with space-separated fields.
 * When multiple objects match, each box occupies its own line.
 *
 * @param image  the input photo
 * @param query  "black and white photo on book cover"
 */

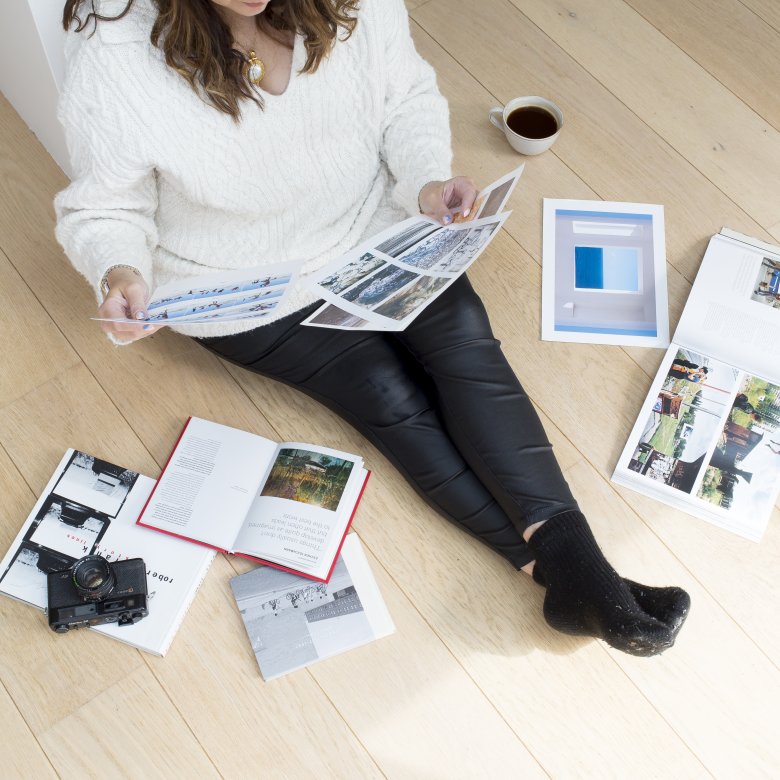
xmin=0 ymin=450 xmax=214 ymax=655
xmin=301 ymin=166 xmax=524 ymax=331
xmin=230 ymin=534 xmax=394 ymax=680
xmin=612 ymin=230 xmax=780 ymax=542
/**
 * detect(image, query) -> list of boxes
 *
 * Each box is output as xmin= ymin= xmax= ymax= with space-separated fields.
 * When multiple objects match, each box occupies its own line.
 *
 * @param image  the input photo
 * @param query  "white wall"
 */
xmin=0 ymin=1 xmax=70 ymax=176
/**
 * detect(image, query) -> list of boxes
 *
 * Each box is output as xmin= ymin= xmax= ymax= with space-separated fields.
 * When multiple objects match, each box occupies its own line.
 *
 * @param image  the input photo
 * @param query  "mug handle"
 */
xmin=489 ymin=106 xmax=504 ymax=130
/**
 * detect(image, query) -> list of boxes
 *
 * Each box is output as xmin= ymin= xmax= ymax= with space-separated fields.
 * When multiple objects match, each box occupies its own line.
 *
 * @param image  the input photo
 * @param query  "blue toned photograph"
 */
xmin=574 ymin=246 xmax=641 ymax=292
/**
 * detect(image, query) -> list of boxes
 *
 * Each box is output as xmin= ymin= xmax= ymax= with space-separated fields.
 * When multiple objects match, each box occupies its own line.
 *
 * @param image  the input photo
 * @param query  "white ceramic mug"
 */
xmin=488 ymin=96 xmax=563 ymax=155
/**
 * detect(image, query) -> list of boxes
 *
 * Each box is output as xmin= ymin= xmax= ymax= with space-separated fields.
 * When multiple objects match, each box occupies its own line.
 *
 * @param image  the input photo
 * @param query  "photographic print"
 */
xmin=319 ymin=253 xmax=385 ymax=295
xmin=29 ymin=496 xmax=109 ymax=559
xmin=432 ymin=222 xmax=501 ymax=274
xmin=477 ymin=178 xmax=513 ymax=219
xmin=148 ymin=274 xmax=291 ymax=310
xmin=696 ymin=375 xmax=780 ymax=514
xmin=395 ymin=227 xmax=468 ymax=270
xmin=53 ymin=451 xmax=138 ymax=517
xmin=0 ymin=542 xmax=75 ymax=607
xmin=372 ymin=275 xmax=451 ymax=321
xmin=749 ymin=256 xmax=780 ymax=310
xmin=374 ymin=221 xmax=439 ymax=258
xmin=340 ymin=266 xmax=419 ymax=309
xmin=542 ymin=199 xmax=669 ymax=347
xmin=626 ymin=349 xmax=740 ymax=494
xmin=306 ymin=305 xmax=371 ymax=329
xmin=260 ymin=449 xmax=355 ymax=511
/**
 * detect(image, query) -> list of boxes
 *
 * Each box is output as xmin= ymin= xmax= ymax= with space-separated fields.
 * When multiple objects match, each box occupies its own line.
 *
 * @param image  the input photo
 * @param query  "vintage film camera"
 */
xmin=47 ymin=555 xmax=148 ymax=633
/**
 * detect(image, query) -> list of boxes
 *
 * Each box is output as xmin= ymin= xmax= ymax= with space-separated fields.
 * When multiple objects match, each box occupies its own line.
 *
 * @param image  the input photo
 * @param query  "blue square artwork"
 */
xmin=574 ymin=246 xmax=640 ymax=292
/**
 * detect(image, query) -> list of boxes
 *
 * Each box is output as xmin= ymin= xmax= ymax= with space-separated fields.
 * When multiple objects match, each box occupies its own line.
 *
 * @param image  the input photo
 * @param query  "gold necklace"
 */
xmin=243 ymin=50 xmax=266 ymax=86
xmin=235 ymin=31 xmax=266 ymax=85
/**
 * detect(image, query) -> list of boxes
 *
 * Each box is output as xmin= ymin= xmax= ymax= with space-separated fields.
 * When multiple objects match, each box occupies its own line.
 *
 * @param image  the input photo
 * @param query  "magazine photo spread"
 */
xmin=0 ymin=450 xmax=215 ymax=655
xmin=612 ymin=230 xmax=780 ymax=540
xmin=137 ymin=417 xmax=369 ymax=582
xmin=230 ymin=533 xmax=394 ymax=680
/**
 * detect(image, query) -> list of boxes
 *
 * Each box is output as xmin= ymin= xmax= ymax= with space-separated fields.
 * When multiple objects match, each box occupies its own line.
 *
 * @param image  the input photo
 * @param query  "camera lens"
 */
xmin=71 ymin=555 xmax=116 ymax=602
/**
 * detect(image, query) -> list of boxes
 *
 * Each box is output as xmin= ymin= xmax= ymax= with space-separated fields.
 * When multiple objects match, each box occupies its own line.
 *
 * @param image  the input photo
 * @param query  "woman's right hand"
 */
xmin=98 ymin=267 xmax=159 ymax=342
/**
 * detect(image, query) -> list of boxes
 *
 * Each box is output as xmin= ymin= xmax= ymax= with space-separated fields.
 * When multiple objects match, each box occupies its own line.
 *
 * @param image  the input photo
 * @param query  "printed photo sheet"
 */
xmin=0 ymin=450 xmax=214 ymax=655
xmin=230 ymin=533 xmax=394 ymax=680
xmin=94 ymin=259 xmax=299 ymax=326
xmin=301 ymin=166 xmax=524 ymax=331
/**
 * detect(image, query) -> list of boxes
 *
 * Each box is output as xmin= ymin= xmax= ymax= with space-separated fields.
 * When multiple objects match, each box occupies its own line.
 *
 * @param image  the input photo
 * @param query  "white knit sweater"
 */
xmin=54 ymin=0 xmax=452 ymax=338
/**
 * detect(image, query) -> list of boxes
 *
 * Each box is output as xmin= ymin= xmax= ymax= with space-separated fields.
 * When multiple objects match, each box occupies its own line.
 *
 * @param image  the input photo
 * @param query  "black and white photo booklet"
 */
xmin=301 ymin=166 xmax=525 ymax=331
xmin=0 ymin=450 xmax=215 ymax=655
xmin=230 ymin=534 xmax=394 ymax=680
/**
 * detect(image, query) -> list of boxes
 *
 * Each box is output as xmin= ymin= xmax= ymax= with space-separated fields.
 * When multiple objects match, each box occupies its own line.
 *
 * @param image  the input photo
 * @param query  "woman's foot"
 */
xmin=526 ymin=512 xmax=690 ymax=657
xmin=533 ymin=568 xmax=691 ymax=635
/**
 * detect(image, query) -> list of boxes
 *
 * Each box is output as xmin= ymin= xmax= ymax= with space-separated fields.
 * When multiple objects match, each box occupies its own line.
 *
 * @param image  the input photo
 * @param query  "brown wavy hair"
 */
xmin=62 ymin=0 xmax=359 ymax=119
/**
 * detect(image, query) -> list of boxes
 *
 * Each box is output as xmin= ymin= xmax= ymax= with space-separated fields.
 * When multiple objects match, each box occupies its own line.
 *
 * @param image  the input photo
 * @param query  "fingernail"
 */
xmin=463 ymin=208 xmax=470 ymax=217
xmin=135 ymin=311 xmax=146 ymax=320
xmin=443 ymin=214 xmax=452 ymax=225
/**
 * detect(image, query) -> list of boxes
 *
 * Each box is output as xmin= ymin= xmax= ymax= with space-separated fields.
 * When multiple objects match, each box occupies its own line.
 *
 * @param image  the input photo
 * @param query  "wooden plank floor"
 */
xmin=1 ymin=0 xmax=779 ymax=776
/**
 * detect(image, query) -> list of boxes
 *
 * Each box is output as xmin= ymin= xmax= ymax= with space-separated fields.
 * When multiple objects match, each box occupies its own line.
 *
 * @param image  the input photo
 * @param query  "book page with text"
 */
xmin=675 ymin=234 xmax=780 ymax=384
xmin=140 ymin=418 xmax=276 ymax=550
xmin=234 ymin=443 xmax=364 ymax=577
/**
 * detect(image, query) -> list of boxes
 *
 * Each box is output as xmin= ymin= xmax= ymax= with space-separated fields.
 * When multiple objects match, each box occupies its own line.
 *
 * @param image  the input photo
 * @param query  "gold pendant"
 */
xmin=244 ymin=51 xmax=266 ymax=85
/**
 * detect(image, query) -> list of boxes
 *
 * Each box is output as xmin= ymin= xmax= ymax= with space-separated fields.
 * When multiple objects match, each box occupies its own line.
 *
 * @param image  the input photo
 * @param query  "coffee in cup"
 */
xmin=489 ymin=96 xmax=563 ymax=155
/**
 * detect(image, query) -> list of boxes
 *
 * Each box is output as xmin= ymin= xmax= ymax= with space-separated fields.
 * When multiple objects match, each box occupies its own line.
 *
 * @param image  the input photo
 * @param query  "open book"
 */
xmin=138 ymin=417 xmax=369 ymax=582
xmin=0 ymin=450 xmax=215 ymax=655
xmin=230 ymin=533 xmax=394 ymax=680
xmin=613 ymin=229 xmax=780 ymax=540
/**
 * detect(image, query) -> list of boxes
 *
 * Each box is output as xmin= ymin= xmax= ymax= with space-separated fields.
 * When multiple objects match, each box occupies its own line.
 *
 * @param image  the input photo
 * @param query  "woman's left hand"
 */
xmin=419 ymin=176 xmax=478 ymax=225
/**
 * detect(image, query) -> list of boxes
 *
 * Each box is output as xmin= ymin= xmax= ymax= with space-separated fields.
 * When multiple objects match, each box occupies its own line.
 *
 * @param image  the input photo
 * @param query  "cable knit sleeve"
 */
xmin=378 ymin=0 xmax=453 ymax=216
xmin=53 ymin=36 xmax=158 ymax=300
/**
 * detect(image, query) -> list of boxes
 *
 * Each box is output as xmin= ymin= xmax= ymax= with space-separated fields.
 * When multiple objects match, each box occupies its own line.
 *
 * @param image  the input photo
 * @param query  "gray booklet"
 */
xmin=230 ymin=534 xmax=394 ymax=680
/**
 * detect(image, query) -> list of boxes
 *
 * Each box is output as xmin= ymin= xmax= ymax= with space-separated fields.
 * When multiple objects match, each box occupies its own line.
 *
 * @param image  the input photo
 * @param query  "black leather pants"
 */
xmin=197 ymin=276 xmax=578 ymax=569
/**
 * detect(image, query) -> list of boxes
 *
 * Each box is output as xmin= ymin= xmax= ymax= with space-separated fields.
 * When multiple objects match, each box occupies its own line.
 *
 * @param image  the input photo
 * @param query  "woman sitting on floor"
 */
xmin=55 ymin=0 xmax=690 ymax=656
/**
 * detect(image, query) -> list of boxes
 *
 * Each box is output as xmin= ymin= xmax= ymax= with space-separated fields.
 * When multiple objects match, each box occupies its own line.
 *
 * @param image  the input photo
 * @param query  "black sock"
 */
xmin=532 ymin=567 xmax=691 ymax=633
xmin=526 ymin=511 xmax=689 ymax=656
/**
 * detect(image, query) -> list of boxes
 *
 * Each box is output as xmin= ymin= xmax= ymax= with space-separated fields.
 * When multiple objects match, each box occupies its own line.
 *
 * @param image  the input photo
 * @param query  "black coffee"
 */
xmin=506 ymin=106 xmax=558 ymax=139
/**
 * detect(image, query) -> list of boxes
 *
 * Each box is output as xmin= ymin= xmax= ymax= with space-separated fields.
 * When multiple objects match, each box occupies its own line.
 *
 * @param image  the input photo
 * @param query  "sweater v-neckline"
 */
xmin=257 ymin=32 xmax=303 ymax=99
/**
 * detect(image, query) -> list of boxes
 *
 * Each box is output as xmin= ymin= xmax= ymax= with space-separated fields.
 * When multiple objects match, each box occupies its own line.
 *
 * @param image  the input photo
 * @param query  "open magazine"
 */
xmin=230 ymin=534 xmax=394 ymax=680
xmin=0 ymin=450 xmax=215 ymax=655
xmin=94 ymin=260 xmax=299 ymax=326
xmin=613 ymin=229 xmax=780 ymax=540
xmin=301 ymin=166 xmax=524 ymax=331
xmin=137 ymin=417 xmax=369 ymax=582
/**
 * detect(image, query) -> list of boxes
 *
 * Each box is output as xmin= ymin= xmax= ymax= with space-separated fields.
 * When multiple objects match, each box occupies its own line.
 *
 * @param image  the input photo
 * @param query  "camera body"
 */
xmin=47 ymin=555 xmax=148 ymax=633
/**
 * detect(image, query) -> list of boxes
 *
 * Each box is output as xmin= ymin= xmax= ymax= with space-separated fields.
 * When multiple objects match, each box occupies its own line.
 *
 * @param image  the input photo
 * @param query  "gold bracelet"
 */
xmin=100 ymin=264 xmax=141 ymax=299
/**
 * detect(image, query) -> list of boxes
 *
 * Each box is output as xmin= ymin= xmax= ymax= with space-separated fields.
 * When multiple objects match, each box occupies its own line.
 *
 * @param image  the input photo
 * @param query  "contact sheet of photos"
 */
xmin=95 ymin=259 xmax=299 ymax=327
xmin=302 ymin=166 xmax=524 ymax=331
